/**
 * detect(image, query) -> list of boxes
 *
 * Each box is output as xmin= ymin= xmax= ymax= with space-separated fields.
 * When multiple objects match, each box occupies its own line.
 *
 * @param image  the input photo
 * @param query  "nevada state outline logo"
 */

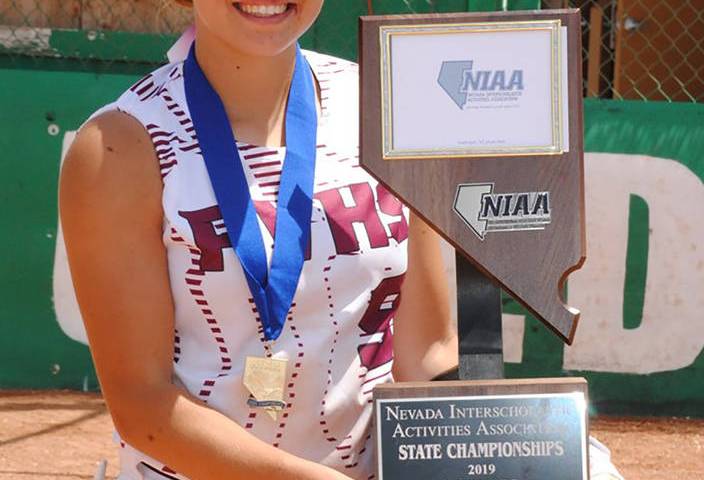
xmin=438 ymin=60 xmax=525 ymax=110
xmin=453 ymin=183 xmax=552 ymax=240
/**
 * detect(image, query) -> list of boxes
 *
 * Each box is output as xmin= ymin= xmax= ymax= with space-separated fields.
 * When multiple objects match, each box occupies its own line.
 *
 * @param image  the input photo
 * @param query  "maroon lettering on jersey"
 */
xmin=376 ymin=184 xmax=409 ymax=243
xmin=316 ymin=183 xmax=389 ymax=255
xmin=179 ymin=206 xmax=231 ymax=272
xmin=180 ymin=203 xmax=313 ymax=271
xmin=357 ymin=274 xmax=406 ymax=371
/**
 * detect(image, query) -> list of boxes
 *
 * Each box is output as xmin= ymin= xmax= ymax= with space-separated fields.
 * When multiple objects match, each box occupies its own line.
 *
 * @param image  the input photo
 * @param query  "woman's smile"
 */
xmin=232 ymin=2 xmax=297 ymax=24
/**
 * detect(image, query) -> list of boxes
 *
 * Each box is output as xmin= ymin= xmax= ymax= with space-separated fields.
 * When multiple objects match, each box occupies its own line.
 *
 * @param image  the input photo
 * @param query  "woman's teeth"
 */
xmin=237 ymin=3 xmax=289 ymax=16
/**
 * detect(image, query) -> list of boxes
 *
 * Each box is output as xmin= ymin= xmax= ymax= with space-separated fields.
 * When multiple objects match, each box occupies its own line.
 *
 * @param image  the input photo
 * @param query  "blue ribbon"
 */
xmin=183 ymin=43 xmax=317 ymax=342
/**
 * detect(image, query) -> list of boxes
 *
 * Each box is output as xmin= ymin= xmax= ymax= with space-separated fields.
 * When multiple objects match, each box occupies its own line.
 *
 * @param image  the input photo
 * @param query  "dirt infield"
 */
xmin=1 ymin=391 xmax=703 ymax=479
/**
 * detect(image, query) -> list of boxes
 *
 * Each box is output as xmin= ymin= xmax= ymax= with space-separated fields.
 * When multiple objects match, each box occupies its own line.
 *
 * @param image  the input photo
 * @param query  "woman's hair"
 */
xmin=173 ymin=0 xmax=192 ymax=7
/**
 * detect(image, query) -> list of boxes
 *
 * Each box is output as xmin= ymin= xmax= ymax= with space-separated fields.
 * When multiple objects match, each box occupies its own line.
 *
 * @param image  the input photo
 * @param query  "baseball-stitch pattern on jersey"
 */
xmin=126 ymin=65 xmax=200 ymax=161
xmin=129 ymin=73 xmax=156 ymax=100
xmin=169 ymin=226 xmax=232 ymax=402
xmin=318 ymin=254 xmax=341 ymax=445
xmin=173 ymin=329 xmax=181 ymax=364
xmin=344 ymin=429 xmax=373 ymax=470
xmin=240 ymin=144 xmax=284 ymax=199
xmin=160 ymin=464 xmax=180 ymax=478
xmin=145 ymin=123 xmax=187 ymax=179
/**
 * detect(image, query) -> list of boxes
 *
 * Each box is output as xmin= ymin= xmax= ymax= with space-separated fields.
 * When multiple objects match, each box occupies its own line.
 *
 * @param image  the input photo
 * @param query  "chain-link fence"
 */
xmin=562 ymin=0 xmax=704 ymax=102
xmin=0 ymin=0 xmax=189 ymax=34
xmin=1 ymin=0 xmax=702 ymax=101
xmin=0 ymin=0 xmax=190 ymax=65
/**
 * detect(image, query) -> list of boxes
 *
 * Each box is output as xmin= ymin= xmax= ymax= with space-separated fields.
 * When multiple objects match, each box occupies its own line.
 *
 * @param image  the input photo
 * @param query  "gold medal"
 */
xmin=243 ymin=356 xmax=288 ymax=420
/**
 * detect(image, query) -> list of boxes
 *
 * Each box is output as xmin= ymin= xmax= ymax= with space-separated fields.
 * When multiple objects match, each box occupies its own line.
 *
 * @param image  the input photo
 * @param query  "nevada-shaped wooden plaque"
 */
xmin=359 ymin=9 xmax=585 ymax=343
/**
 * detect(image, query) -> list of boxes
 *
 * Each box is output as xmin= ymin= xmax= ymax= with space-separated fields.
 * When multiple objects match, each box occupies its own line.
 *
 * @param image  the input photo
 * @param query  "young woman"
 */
xmin=59 ymin=1 xmax=457 ymax=479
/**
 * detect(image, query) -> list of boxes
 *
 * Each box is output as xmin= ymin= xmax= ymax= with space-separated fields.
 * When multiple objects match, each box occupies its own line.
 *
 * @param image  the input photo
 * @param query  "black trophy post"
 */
xmin=456 ymin=252 xmax=504 ymax=380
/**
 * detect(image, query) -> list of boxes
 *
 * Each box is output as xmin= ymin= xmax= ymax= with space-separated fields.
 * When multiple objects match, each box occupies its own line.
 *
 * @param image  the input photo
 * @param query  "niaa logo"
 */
xmin=453 ymin=183 xmax=551 ymax=241
xmin=438 ymin=60 xmax=525 ymax=109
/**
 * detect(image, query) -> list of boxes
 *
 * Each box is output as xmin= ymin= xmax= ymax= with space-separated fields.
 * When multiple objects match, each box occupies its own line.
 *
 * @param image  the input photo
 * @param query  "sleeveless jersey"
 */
xmin=90 ymin=51 xmax=409 ymax=480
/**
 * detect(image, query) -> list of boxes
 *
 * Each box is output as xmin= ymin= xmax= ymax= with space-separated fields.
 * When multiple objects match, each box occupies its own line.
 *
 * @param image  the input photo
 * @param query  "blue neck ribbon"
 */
xmin=183 ymin=43 xmax=317 ymax=342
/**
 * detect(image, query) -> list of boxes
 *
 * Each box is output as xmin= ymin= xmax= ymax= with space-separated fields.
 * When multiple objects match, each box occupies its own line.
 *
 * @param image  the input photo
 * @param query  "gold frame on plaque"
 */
xmin=379 ymin=20 xmax=564 ymax=160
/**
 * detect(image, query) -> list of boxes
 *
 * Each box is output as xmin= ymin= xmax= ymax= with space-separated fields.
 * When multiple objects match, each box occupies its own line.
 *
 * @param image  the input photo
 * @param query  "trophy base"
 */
xmin=374 ymin=377 xmax=589 ymax=480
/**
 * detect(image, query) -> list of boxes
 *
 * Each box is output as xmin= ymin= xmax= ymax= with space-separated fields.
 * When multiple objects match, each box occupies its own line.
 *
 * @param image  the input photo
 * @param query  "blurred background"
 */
xmin=0 ymin=0 xmax=702 ymax=477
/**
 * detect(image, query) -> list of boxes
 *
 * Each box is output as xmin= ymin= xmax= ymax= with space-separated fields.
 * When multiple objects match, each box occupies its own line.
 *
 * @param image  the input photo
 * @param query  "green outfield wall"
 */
xmin=1 ymin=0 xmax=702 ymax=417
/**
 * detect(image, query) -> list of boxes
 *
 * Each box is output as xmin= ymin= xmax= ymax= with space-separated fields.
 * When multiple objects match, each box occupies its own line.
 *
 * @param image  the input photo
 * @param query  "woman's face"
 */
xmin=193 ymin=0 xmax=324 ymax=57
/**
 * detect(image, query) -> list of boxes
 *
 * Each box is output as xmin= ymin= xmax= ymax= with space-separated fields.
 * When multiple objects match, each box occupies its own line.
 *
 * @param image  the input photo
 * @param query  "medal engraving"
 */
xmin=243 ymin=356 xmax=288 ymax=420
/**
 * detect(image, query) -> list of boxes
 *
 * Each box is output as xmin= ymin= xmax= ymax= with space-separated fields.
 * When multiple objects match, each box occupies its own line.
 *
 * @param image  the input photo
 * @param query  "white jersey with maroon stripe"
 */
xmin=89 ymin=51 xmax=409 ymax=480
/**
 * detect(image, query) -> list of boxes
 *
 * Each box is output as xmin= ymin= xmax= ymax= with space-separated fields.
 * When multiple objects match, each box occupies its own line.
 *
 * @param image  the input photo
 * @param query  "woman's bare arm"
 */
xmin=59 ymin=110 xmax=350 ymax=480
xmin=392 ymin=212 xmax=458 ymax=382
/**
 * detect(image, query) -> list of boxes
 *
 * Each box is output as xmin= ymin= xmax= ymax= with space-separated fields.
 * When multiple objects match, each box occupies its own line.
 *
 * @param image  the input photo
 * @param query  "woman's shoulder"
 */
xmin=60 ymin=108 xmax=163 ymax=238
xmin=67 ymin=109 xmax=161 ymax=187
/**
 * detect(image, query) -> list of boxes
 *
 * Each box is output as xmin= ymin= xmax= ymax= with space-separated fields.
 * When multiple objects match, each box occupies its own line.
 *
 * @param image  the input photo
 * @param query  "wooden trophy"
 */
xmin=359 ymin=9 xmax=589 ymax=480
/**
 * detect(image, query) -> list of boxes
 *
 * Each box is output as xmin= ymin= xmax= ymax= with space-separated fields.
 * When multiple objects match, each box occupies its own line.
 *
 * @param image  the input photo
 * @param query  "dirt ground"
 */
xmin=0 ymin=391 xmax=702 ymax=479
